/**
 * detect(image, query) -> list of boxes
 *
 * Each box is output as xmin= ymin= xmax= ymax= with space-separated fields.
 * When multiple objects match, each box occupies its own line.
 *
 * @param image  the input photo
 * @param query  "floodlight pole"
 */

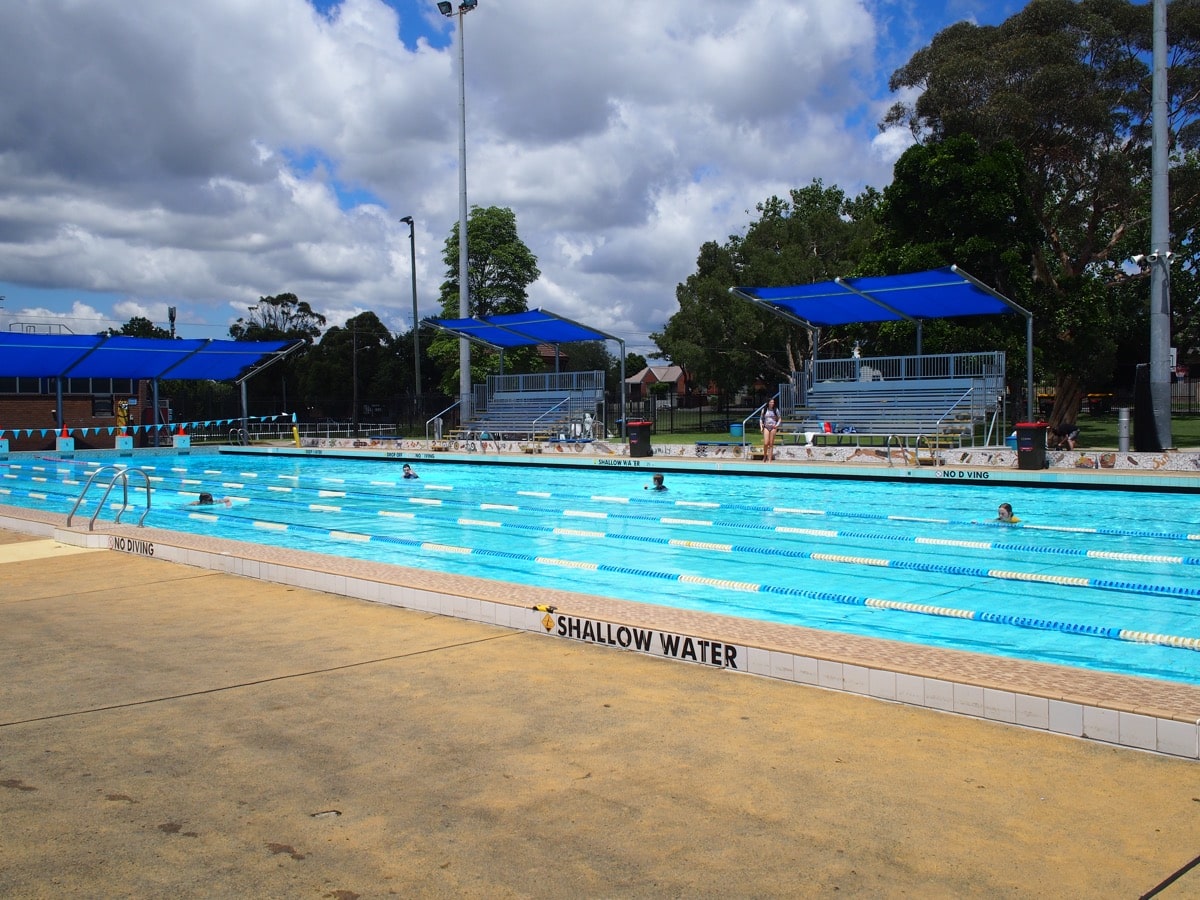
xmin=439 ymin=0 xmax=477 ymax=422
xmin=1149 ymin=0 xmax=1173 ymax=449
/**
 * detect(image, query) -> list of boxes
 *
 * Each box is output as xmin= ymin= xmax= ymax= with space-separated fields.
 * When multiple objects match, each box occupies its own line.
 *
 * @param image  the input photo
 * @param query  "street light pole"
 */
xmin=401 ymin=216 xmax=421 ymax=421
xmin=438 ymin=0 xmax=477 ymax=420
xmin=351 ymin=327 xmax=358 ymax=436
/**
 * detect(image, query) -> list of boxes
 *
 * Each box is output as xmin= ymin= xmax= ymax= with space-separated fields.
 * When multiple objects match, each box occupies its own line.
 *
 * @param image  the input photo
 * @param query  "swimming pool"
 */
xmin=5 ymin=451 xmax=1200 ymax=686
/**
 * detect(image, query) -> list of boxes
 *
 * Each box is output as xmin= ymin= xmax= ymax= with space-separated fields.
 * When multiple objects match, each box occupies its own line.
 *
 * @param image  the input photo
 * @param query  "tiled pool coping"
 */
xmin=4 ymin=442 xmax=1200 ymax=759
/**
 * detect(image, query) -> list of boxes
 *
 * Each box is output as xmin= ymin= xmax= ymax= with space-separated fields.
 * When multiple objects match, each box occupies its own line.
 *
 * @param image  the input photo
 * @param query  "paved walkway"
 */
xmin=2 ymin=529 xmax=1199 ymax=898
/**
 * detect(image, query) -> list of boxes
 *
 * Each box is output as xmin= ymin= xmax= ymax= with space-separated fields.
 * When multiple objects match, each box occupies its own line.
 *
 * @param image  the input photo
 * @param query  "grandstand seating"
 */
xmin=787 ymin=380 xmax=988 ymax=448
xmin=455 ymin=393 xmax=579 ymax=441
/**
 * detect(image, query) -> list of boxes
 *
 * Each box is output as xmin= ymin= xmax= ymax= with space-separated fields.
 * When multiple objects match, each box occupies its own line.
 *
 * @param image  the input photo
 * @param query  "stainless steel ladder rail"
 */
xmin=66 ymin=465 xmax=153 ymax=530
xmin=885 ymin=434 xmax=907 ymax=467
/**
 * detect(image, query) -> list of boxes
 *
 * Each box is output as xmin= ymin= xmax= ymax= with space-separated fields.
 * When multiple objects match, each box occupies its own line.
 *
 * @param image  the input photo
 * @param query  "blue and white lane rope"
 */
xmin=11 ymin=464 xmax=1200 ymax=584
xmin=197 ymin=511 xmax=1200 ymax=653
xmin=58 ymin=455 xmax=1195 ymax=546
xmin=133 ymin=477 xmax=1200 ymax=603
xmin=195 ymin=476 xmax=1200 ymax=573
xmin=200 ymin=492 xmax=1200 ymax=602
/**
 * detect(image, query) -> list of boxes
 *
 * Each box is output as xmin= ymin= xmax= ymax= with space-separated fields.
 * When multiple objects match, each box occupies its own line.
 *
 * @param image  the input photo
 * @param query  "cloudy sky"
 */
xmin=0 ymin=0 xmax=1028 ymax=354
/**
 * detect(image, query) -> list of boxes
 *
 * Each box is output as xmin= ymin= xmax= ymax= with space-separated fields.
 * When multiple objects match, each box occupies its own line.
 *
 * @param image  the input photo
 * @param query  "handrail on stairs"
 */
xmin=66 ymin=465 xmax=153 ymax=531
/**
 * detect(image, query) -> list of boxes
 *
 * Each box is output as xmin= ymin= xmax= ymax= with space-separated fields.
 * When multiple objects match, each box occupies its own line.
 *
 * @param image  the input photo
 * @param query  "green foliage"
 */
xmin=880 ymin=0 xmax=1200 ymax=403
xmin=230 ymin=293 xmax=326 ymax=344
xmin=438 ymin=206 xmax=541 ymax=318
xmin=301 ymin=312 xmax=396 ymax=415
xmin=432 ymin=206 xmax=541 ymax=393
xmin=653 ymin=181 xmax=881 ymax=394
xmin=104 ymin=316 xmax=172 ymax=339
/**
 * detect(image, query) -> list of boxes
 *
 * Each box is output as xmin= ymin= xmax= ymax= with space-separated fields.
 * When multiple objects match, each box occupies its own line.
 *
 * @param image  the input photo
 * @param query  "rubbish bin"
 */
xmin=729 ymin=423 xmax=743 ymax=438
xmin=627 ymin=420 xmax=653 ymax=458
xmin=1014 ymin=421 xmax=1048 ymax=470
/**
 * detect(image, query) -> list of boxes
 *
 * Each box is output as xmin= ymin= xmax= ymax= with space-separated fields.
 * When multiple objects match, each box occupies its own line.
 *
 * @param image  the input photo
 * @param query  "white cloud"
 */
xmin=0 ymin=0 xmax=934 ymax=354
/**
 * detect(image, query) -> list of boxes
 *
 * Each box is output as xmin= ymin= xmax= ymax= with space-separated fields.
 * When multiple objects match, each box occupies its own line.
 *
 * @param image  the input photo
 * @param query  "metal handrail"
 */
xmin=531 ymin=397 xmax=570 ymax=434
xmin=426 ymin=400 xmax=459 ymax=441
xmin=66 ymin=465 xmax=152 ymax=531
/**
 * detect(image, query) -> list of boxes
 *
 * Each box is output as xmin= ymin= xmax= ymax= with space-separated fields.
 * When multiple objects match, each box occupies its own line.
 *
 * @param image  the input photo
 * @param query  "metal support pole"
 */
xmin=240 ymin=380 xmax=248 ymax=445
xmin=455 ymin=5 xmax=472 ymax=421
xmin=1149 ymin=0 xmax=1173 ymax=449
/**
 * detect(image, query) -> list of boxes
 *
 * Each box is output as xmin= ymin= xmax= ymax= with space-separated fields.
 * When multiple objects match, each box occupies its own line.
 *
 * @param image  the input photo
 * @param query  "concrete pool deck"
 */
xmin=3 ymin=525 xmax=1200 ymax=897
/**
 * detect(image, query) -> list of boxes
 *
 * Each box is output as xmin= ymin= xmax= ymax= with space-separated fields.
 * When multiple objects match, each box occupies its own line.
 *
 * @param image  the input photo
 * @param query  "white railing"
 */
xmin=810 ymin=351 xmax=1005 ymax=387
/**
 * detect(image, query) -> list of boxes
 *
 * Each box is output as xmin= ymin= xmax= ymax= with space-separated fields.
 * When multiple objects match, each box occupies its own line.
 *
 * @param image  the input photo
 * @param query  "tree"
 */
xmin=229 ymin=293 xmax=326 ymax=420
xmin=883 ymin=0 xmax=1200 ymax=423
xmin=301 ymin=311 xmax=395 ymax=422
xmin=437 ymin=206 xmax=541 ymax=318
xmin=428 ymin=206 xmax=541 ymax=392
xmin=868 ymin=134 xmax=1044 ymax=393
xmin=229 ymin=293 xmax=326 ymax=344
xmin=103 ymin=316 xmax=172 ymax=339
xmin=654 ymin=182 xmax=880 ymax=399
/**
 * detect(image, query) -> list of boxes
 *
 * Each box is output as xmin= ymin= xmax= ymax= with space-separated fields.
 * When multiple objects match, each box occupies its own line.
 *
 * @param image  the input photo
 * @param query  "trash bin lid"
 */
xmin=1014 ymin=421 xmax=1048 ymax=428
xmin=627 ymin=420 xmax=653 ymax=426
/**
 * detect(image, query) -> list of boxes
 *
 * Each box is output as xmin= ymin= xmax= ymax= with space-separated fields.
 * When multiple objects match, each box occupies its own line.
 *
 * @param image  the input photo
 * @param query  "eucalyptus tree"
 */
xmin=883 ymin=0 xmax=1200 ymax=421
xmin=229 ymin=293 xmax=326 ymax=343
xmin=653 ymin=181 xmax=880 ymax=400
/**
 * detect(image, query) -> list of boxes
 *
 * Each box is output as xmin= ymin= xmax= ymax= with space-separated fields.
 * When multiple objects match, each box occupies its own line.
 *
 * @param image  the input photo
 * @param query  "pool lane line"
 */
xmin=15 ymin=463 xmax=1197 ymax=652
xmin=197 ymin=500 xmax=1200 ymax=605
xmin=216 ymin=513 xmax=1200 ymax=654
xmin=12 ymin=464 xmax=1199 ymax=598
xmin=481 ymin=496 xmax=1200 ymax=572
xmin=68 ymin=459 xmax=1193 ymax=547
xmin=12 ymin=465 xmax=1200 ymax=582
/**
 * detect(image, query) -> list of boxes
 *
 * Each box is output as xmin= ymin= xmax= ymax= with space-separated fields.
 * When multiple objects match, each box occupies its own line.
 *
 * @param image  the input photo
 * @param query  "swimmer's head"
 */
xmin=198 ymin=492 xmax=214 ymax=505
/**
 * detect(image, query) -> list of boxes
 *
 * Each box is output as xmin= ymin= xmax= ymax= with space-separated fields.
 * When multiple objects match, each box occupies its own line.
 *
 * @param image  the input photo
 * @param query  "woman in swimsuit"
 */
xmin=760 ymin=398 xmax=780 ymax=462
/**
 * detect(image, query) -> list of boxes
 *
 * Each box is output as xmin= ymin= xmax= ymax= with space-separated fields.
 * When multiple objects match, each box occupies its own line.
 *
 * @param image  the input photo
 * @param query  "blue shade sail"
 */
xmin=731 ymin=266 xmax=1029 ymax=328
xmin=428 ymin=309 xmax=620 ymax=348
xmin=0 ymin=333 xmax=294 ymax=381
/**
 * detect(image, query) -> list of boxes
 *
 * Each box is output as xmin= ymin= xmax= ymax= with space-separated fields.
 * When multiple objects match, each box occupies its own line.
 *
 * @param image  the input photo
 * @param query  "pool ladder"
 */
xmin=66 ymin=465 xmax=153 ymax=530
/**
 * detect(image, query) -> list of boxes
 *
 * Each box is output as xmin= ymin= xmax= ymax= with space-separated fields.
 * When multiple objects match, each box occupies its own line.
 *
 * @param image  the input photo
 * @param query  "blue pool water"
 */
xmin=5 ymin=452 xmax=1200 ymax=685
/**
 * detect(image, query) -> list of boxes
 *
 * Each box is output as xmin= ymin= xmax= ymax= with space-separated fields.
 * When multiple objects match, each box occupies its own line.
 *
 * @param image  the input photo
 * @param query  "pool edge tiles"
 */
xmin=13 ymin=507 xmax=1198 ymax=762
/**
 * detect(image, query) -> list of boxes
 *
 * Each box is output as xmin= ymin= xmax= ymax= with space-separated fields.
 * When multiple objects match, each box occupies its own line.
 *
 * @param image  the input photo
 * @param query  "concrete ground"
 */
xmin=2 ymin=529 xmax=1199 ymax=899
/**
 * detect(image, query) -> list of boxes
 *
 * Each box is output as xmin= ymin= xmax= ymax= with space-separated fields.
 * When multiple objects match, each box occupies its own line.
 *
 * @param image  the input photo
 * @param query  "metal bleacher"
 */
xmin=779 ymin=351 xmax=1007 ymax=449
xmin=453 ymin=371 xmax=605 ymax=442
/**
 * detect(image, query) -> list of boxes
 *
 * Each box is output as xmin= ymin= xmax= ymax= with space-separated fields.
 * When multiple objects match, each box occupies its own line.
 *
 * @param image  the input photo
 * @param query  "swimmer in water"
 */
xmin=188 ymin=491 xmax=232 ymax=507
